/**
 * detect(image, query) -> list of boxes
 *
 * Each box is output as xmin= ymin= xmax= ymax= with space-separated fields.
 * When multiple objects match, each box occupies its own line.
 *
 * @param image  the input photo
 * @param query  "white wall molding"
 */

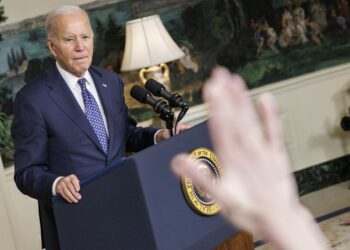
xmin=0 ymin=161 xmax=41 ymax=250
xmin=0 ymin=157 xmax=16 ymax=250
xmin=182 ymin=63 xmax=350 ymax=171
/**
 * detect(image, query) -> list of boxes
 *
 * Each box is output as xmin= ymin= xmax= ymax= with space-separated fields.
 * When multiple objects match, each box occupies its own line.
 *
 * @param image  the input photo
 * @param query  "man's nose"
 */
xmin=74 ymin=39 xmax=84 ymax=51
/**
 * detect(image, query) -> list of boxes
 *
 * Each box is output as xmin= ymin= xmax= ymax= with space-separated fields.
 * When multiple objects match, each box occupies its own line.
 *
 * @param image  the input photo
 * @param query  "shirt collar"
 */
xmin=56 ymin=61 xmax=94 ymax=89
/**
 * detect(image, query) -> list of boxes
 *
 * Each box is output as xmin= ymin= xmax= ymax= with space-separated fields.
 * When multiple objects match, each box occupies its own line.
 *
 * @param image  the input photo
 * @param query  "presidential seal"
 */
xmin=180 ymin=148 xmax=222 ymax=216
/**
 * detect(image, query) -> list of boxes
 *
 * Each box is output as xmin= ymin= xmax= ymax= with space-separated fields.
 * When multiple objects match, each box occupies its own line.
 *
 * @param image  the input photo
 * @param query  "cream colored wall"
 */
xmin=182 ymin=63 xmax=350 ymax=172
xmin=0 ymin=0 xmax=98 ymax=25
xmin=4 ymin=167 xmax=41 ymax=250
xmin=250 ymin=63 xmax=350 ymax=171
xmin=0 ymin=158 xmax=41 ymax=250
xmin=0 ymin=158 xmax=16 ymax=250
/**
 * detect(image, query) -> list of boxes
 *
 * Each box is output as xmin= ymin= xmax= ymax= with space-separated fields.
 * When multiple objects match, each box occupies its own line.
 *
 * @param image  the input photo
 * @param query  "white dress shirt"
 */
xmin=56 ymin=62 xmax=109 ymax=134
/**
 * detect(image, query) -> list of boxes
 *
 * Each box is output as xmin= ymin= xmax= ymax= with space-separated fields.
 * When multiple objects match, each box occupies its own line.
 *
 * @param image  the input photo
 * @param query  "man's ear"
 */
xmin=47 ymin=38 xmax=57 ymax=57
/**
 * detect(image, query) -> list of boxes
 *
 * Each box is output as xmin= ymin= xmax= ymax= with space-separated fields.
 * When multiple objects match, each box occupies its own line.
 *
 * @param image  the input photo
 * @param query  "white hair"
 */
xmin=45 ymin=5 xmax=91 ymax=39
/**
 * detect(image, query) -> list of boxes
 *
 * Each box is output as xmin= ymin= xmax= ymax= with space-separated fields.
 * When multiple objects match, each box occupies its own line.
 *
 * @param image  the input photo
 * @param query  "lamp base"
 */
xmin=139 ymin=63 xmax=171 ymax=91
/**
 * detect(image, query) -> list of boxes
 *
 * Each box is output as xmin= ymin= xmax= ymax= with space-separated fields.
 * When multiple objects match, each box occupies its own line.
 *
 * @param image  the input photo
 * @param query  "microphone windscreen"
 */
xmin=145 ymin=79 xmax=163 ymax=96
xmin=130 ymin=85 xmax=148 ymax=103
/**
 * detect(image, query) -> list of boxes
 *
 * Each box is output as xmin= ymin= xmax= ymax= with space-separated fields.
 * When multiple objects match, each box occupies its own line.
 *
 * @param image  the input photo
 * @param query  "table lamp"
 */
xmin=121 ymin=15 xmax=184 ymax=91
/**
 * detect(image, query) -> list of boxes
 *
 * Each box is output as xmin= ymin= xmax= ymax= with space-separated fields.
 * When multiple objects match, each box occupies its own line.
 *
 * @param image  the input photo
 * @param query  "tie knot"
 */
xmin=78 ymin=78 xmax=87 ymax=90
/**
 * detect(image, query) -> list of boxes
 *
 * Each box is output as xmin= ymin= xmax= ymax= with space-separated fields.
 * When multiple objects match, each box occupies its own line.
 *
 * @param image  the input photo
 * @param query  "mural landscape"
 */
xmin=2 ymin=0 xmax=350 ymax=166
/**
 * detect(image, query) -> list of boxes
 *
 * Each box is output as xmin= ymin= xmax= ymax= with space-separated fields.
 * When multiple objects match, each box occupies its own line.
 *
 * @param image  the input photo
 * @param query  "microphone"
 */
xmin=145 ymin=79 xmax=188 ymax=109
xmin=341 ymin=116 xmax=350 ymax=131
xmin=130 ymin=85 xmax=173 ymax=122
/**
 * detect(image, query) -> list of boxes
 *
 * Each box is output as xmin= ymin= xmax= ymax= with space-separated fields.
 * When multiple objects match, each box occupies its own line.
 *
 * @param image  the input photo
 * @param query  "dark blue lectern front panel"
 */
xmin=53 ymin=161 xmax=157 ymax=250
xmin=127 ymin=121 xmax=236 ymax=250
xmin=53 ymin=121 xmax=236 ymax=250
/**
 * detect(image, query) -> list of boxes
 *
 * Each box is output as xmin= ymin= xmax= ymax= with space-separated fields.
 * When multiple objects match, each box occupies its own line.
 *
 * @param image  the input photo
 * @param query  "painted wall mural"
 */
xmin=1 ymin=0 xmax=350 ymax=166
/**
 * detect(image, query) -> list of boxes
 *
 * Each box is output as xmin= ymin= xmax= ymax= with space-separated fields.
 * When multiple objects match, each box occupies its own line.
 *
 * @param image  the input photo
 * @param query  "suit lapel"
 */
xmin=89 ymin=68 xmax=116 ymax=159
xmin=46 ymin=66 xmax=104 ymax=153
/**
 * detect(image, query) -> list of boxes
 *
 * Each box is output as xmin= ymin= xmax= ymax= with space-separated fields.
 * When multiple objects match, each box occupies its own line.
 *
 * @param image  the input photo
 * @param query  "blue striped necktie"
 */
xmin=78 ymin=78 xmax=109 ymax=155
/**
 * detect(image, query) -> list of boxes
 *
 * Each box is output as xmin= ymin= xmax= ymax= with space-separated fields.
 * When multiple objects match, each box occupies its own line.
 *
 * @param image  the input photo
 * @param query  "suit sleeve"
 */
xmin=11 ymin=91 xmax=59 ymax=200
xmin=125 ymin=114 xmax=158 ymax=152
xmin=113 ymin=75 xmax=159 ymax=152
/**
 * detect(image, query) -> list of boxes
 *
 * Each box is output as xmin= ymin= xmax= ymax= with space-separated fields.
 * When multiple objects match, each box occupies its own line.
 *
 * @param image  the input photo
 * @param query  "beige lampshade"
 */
xmin=121 ymin=15 xmax=184 ymax=71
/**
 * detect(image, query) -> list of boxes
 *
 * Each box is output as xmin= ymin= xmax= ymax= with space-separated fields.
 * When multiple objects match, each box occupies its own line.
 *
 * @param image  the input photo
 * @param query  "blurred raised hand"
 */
xmin=171 ymin=67 xmax=329 ymax=250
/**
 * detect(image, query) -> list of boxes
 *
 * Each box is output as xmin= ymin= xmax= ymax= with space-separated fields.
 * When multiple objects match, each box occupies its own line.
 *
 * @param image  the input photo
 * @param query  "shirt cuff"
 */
xmin=153 ymin=129 xmax=164 ymax=144
xmin=52 ymin=176 xmax=64 ymax=196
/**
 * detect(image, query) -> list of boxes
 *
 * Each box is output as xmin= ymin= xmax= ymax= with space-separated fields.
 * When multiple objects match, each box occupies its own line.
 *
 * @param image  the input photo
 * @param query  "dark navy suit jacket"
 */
xmin=11 ymin=65 xmax=158 ymax=250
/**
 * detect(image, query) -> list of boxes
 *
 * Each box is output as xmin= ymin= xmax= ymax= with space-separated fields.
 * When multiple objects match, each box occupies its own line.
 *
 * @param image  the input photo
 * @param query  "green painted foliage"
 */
xmin=0 ymin=112 xmax=14 ymax=166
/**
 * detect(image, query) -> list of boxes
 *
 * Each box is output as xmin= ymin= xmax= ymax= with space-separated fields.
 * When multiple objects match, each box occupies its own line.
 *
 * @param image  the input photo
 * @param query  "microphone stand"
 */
xmin=174 ymin=104 xmax=189 ymax=136
xmin=144 ymin=79 xmax=190 ymax=136
xmin=159 ymin=110 xmax=174 ymax=137
xmin=129 ymin=85 xmax=175 ymax=136
xmin=153 ymin=100 xmax=174 ymax=137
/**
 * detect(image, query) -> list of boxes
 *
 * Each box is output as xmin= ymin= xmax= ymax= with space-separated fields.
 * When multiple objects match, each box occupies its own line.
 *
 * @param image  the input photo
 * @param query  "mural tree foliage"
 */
xmin=0 ymin=0 xmax=11 ymax=167
xmin=0 ymin=0 xmax=7 ymax=23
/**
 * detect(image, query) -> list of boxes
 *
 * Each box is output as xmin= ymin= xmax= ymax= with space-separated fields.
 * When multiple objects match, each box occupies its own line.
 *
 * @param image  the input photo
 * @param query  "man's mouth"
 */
xmin=74 ymin=56 xmax=88 ymax=62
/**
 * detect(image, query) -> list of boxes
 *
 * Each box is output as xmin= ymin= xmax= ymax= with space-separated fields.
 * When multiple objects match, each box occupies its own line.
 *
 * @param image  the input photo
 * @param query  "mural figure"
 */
xmin=310 ymin=0 xmax=328 ymax=31
xmin=262 ymin=19 xmax=279 ymax=54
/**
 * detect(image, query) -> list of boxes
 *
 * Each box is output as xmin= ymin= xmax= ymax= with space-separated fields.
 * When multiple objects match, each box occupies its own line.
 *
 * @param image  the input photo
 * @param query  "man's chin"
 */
xmin=74 ymin=65 xmax=90 ymax=77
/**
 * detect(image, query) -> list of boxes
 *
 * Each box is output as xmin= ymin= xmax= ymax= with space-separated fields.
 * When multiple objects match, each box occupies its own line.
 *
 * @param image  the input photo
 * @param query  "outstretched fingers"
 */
xmin=171 ymin=153 xmax=255 ymax=232
xmin=203 ymin=67 xmax=263 ymax=173
xmin=256 ymin=93 xmax=284 ymax=151
xmin=171 ymin=154 xmax=227 ymax=206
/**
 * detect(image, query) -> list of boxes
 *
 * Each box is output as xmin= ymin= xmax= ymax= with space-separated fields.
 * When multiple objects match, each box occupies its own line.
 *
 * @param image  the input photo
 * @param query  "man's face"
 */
xmin=47 ymin=11 xmax=93 ymax=77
